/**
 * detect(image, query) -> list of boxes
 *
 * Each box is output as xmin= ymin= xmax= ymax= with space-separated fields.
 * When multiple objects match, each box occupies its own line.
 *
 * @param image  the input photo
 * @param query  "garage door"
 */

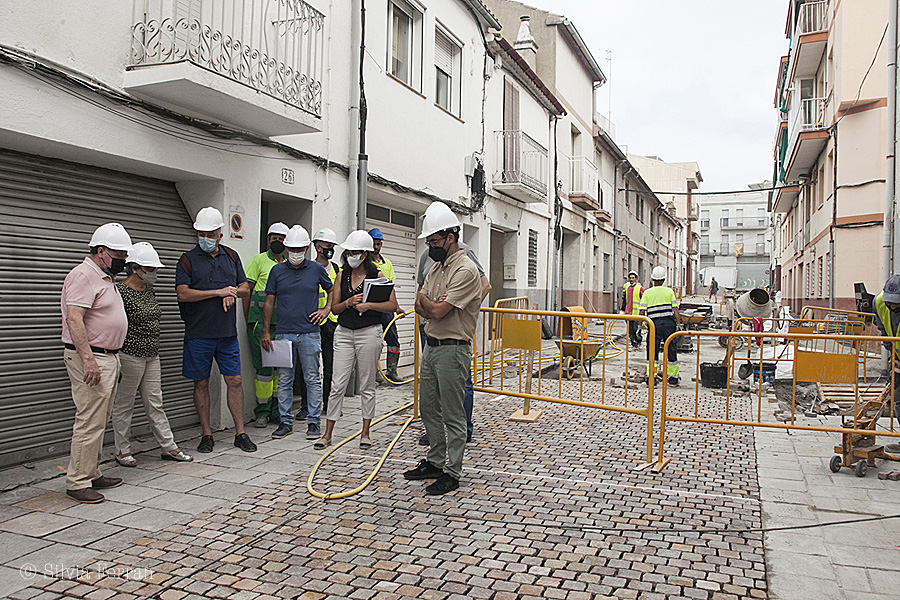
xmin=0 ymin=148 xmax=199 ymax=468
xmin=366 ymin=204 xmax=419 ymax=368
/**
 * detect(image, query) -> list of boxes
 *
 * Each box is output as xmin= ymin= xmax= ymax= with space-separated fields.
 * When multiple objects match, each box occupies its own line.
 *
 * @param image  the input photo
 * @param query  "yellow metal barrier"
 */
xmin=474 ymin=306 xmax=658 ymax=464
xmin=654 ymin=329 xmax=900 ymax=473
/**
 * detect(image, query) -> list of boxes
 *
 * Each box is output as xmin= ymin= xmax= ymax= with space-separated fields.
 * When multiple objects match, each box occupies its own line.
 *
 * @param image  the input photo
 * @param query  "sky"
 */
xmin=525 ymin=0 xmax=788 ymax=192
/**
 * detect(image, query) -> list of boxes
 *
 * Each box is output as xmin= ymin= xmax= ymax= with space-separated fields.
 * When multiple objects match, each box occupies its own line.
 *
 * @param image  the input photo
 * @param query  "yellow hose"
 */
xmin=307 ymin=401 xmax=415 ymax=499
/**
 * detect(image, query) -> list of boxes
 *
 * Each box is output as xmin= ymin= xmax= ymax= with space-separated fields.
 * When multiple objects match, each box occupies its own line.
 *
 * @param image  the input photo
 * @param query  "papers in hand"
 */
xmin=261 ymin=339 xmax=293 ymax=368
xmin=361 ymin=277 xmax=394 ymax=309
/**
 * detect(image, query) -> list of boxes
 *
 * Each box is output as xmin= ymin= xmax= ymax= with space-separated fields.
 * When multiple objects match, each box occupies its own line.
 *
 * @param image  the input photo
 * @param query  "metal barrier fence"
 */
xmin=472 ymin=306 xmax=658 ymax=463
xmin=655 ymin=329 xmax=900 ymax=472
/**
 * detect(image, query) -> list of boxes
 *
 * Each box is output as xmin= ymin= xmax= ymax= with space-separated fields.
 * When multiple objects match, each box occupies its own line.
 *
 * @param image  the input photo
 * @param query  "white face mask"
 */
xmin=288 ymin=251 xmax=306 ymax=266
xmin=141 ymin=269 xmax=158 ymax=286
xmin=347 ymin=255 xmax=364 ymax=268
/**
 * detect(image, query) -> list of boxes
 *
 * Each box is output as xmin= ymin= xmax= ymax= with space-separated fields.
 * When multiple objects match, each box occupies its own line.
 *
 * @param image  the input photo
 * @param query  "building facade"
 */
xmin=771 ymin=0 xmax=889 ymax=313
xmin=698 ymin=183 xmax=772 ymax=292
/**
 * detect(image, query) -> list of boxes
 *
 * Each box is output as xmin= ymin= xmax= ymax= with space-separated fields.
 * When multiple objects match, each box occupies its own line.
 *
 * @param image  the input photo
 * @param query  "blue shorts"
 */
xmin=182 ymin=336 xmax=241 ymax=380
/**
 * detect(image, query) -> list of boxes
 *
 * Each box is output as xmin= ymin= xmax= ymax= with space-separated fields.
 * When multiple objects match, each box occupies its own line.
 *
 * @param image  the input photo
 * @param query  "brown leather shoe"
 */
xmin=91 ymin=476 xmax=123 ymax=490
xmin=67 ymin=488 xmax=105 ymax=503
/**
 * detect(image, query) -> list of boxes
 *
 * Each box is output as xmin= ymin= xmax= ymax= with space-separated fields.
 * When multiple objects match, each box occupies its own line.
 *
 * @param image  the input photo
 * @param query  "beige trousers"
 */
xmin=326 ymin=324 xmax=382 ymax=421
xmin=111 ymin=353 xmax=177 ymax=456
xmin=64 ymin=349 xmax=119 ymax=490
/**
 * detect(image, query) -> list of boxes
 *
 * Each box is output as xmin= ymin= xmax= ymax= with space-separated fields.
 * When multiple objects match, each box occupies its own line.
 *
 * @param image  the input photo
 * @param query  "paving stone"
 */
xmin=0 ymin=511 xmax=81 ymax=538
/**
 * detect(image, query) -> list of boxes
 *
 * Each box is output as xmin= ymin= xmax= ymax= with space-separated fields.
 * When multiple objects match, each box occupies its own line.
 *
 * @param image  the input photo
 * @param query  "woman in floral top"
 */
xmin=111 ymin=242 xmax=192 ymax=466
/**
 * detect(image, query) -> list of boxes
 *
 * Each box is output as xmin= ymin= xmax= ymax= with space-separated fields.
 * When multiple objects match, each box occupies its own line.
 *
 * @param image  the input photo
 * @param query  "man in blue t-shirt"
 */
xmin=261 ymin=225 xmax=334 ymax=440
xmin=175 ymin=207 xmax=255 ymax=454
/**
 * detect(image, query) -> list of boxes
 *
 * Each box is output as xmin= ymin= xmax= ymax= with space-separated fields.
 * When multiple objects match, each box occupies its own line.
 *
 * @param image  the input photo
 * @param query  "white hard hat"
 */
xmin=341 ymin=230 xmax=375 ymax=251
xmin=312 ymin=228 xmax=340 ymax=244
xmin=284 ymin=225 xmax=311 ymax=248
xmin=267 ymin=222 xmax=289 ymax=236
xmin=651 ymin=266 xmax=666 ymax=281
xmin=89 ymin=223 xmax=133 ymax=251
xmin=126 ymin=241 xmax=165 ymax=268
xmin=419 ymin=202 xmax=461 ymax=239
xmin=193 ymin=207 xmax=225 ymax=232
xmin=424 ymin=201 xmax=453 ymax=217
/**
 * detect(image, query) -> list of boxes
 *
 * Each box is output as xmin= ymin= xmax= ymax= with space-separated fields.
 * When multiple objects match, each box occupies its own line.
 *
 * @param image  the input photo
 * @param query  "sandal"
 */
xmin=359 ymin=438 xmax=372 ymax=449
xmin=115 ymin=454 xmax=137 ymax=468
xmin=313 ymin=438 xmax=332 ymax=450
xmin=161 ymin=448 xmax=193 ymax=462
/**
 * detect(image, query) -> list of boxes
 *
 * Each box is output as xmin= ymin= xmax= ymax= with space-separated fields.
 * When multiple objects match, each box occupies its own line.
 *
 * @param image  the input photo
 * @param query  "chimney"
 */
xmin=514 ymin=15 xmax=539 ymax=70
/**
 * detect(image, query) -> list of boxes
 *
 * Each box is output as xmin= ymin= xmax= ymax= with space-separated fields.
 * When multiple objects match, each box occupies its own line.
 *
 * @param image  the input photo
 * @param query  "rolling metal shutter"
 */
xmin=366 ymin=208 xmax=419 ymax=368
xmin=0 ymin=148 xmax=199 ymax=468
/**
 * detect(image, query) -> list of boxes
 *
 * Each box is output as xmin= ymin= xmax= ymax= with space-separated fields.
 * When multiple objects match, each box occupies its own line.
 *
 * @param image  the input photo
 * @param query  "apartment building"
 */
xmin=627 ymin=154 xmax=703 ymax=294
xmin=699 ymin=183 xmax=772 ymax=291
xmin=771 ymin=0 xmax=889 ymax=312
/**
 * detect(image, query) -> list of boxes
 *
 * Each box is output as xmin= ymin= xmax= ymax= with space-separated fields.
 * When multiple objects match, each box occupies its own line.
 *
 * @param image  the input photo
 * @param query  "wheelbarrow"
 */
xmin=555 ymin=339 xmax=603 ymax=379
xmin=829 ymin=383 xmax=900 ymax=476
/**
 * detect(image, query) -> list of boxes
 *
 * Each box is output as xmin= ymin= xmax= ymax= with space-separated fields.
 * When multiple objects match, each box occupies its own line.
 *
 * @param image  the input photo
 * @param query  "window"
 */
xmin=721 ymin=208 xmax=729 ymax=227
xmin=434 ymin=27 xmax=461 ymax=115
xmin=735 ymin=208 xmax=744 ymax=227
xmin=701 ymin=235 xmax=709 ymax=254
xmin=388 ymin=1 xmax=422 ymax=90
xmin=818 ymin=256 xmax=824 ymax=297
xmin=757 ymin=207 xmax=766 ymax=227
xmin=603 ymin=253 xmax=610 ymax=290
xmin=700 ymin=210 xmax=710 ymax=229
xmin=720 ymin=234 xmax=729 ymax=255
xmin=756 ymin=233 xmax=765 ymax=255
xmin=528 ymin=230 xmax=538 ymax=287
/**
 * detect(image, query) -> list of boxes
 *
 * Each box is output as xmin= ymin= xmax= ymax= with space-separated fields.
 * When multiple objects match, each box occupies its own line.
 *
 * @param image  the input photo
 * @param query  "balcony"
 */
xmin=492 ymin=131 xmax=549 ymax=203
xmin=699 ymin=242 xmax=710 ymax=255
xmin=719 ymin=242 xmax=731 ymax=255
xmin=789 ymin=1 xmax=828 ymax=80
xmin=125 ymin=0 xmax=324 ymax=136
xmin=756 ymin=243 xmax=766 ymax=255
xmin=785 ymin=97 xmax=829 ymax=181
xmin=567 ymin=156 xmax=600 ymax=211
xmin=687 ymin=205 xmax=698 ymax=221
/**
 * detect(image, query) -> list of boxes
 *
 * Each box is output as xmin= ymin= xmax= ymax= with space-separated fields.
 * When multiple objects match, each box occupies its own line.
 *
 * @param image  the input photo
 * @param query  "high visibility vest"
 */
xmin=316 ymin=261 xmax=339 ymax=323
xmin=875 ymin=292 xmax=900 ymax=361
xmin=623 ymin=283 xmax=643 ymax=314
xmin=246 ymin=251 xmax=280 ymax=324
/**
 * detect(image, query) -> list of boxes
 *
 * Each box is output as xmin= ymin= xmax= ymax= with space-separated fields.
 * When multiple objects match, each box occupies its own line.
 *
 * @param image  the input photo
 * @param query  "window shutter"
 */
xmin=435 ymin=30 xmax=454 ymax=73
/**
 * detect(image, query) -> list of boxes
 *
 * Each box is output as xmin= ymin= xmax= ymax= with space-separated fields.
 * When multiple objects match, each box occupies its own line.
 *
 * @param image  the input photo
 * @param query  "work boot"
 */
xmin=385 ymin=351 xmax=402 ymax=382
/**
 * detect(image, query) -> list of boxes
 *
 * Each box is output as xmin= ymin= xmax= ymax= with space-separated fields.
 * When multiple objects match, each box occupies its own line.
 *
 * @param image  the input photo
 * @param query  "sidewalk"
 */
xmin=1 ymin=370 xmax=899 ymax=599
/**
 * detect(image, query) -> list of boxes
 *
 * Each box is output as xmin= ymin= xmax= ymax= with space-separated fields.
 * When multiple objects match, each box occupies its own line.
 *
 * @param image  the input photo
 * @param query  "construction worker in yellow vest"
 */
xmin=620 ymin=270 xmax=644 ymax=348
xmin=369 ymin=227 xmax=403 ymax=382
xmin=874 ymin=274 xmax=900 ymax=452
xmin=639 ymin=266 xmax=682 ymax=385
xmin=243 ymin=222 xmax=288 ymax=428
xmin=312 ymin=228 xmax=341 ymax=413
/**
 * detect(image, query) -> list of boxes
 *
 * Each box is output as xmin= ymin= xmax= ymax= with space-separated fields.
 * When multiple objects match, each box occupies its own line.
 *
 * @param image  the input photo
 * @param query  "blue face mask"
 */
xmin=198 ymin=237 xmax=217 ymax=253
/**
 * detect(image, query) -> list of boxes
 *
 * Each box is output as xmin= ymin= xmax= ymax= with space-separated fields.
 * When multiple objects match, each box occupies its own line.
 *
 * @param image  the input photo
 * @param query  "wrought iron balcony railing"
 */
xmin=129 ymin=0 xmax=324 ymax=117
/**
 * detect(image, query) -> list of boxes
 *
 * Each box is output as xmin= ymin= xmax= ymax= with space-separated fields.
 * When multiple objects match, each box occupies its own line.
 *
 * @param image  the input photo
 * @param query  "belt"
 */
xmin=64 ymin=343 xmax=119 ymax=355
xmin=426 ymin=338 xmax=470 ymax=347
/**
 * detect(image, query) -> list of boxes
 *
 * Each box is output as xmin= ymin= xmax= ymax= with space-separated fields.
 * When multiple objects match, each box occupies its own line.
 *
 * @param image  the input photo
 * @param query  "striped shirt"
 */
xmin=640 ymin=286 xmax=677 ymax=322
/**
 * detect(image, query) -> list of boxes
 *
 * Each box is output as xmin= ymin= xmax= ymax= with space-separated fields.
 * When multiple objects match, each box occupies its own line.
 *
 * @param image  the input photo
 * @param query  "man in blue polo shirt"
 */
xmin=176 ymin=207 xmax=256 ymax=453
xmin=260 ymin=225 xmax=334 ymax=440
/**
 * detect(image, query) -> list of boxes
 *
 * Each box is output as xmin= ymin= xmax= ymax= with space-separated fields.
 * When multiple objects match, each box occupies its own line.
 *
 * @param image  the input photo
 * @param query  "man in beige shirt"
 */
xmin=405 ymin=203 xmax=481 ymax=495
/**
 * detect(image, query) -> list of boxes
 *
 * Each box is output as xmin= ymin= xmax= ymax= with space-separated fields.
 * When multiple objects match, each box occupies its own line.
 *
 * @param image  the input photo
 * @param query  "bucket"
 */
xmin=752 ymin=362 xmax=776 ymax=383
xmin=700 ymin=363 xmax=728 ymax=389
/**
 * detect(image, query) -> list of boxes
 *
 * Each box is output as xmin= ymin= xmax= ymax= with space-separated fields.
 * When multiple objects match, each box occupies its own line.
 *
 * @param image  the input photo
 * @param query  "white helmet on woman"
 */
xmin=126 ymin=242 xmax=165 ymax=268
xmin=341 ymin=230 xmax=375 ymax=251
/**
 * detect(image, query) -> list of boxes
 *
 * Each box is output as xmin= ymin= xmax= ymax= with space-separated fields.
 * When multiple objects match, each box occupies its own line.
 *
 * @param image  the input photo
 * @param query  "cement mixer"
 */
xmin=718 ymin=288 xmax=778 ymax=349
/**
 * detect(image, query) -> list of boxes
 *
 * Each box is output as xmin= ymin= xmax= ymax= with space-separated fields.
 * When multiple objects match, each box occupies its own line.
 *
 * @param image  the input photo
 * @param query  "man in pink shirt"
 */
xmin=61 ymin=223 xmax=132 ymax=503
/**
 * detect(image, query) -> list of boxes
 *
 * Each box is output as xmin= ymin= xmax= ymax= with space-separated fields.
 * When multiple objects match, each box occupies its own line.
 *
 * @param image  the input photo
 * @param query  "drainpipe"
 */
xmin=348 ymin=0 xmax=361 ymax=233
xmin=550 ymin=117 xmax=561 ymax=312
xmin=829 ymin=123 xmax=838 ymax=309
xmin=885 ymin=0 xmax=898 ymax=280
xmin=356 ymin=0 xmax=369 ymax=230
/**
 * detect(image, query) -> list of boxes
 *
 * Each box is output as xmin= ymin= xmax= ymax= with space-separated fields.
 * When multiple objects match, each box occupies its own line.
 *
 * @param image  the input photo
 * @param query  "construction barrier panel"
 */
xmin=654 ymin=329 xmax=900 ymax=474
xmin=473 ymin=306 xmax=658 ymax=464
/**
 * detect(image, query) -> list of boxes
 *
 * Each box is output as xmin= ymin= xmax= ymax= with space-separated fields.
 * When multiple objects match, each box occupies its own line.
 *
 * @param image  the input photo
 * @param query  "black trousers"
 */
xmin=628 ymin=320 xmax=642 ymax=346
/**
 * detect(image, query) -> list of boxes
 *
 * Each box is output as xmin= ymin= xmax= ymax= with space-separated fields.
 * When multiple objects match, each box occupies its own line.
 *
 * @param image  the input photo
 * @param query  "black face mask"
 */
xmin=103 ymin=252 xmax=126 ymax=276
xmin=321 ymin=247 xmax=335 ymax=260
xmin=428 ymin=244 xmax=448 ymax=264
xmin=269 ymin=240 xmax=285 ymax=255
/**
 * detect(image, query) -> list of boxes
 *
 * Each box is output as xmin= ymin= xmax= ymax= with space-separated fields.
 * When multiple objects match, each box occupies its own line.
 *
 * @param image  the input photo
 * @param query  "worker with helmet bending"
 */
xmin=639 ymin=266 xmax=682 ymax=386
xmin=244 ymin=222 xmax=289 ymax=429
xmin=874 ymin=274 xmax=900 ymax=453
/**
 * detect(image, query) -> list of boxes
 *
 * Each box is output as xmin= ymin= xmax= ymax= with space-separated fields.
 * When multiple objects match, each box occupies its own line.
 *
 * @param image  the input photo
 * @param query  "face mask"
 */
xmin=428 ymin=245 xmax=448 ymax=264
xmin=320 ymin=247 xmax=335 ymax=260
xmin=288 ymin=251 xmax=306 ymax=266
xmin=102 ymin=251 xmax=126 ymax=276
xmin=140 ymin=269 xmax=158 ymax=286
xmin=199 ymin=237 xmax=217 ymax=253
xmin=347 ymin=255 xmax=364 ymax=268
xmin=269 ymin=240 xmax=285 ymax=255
